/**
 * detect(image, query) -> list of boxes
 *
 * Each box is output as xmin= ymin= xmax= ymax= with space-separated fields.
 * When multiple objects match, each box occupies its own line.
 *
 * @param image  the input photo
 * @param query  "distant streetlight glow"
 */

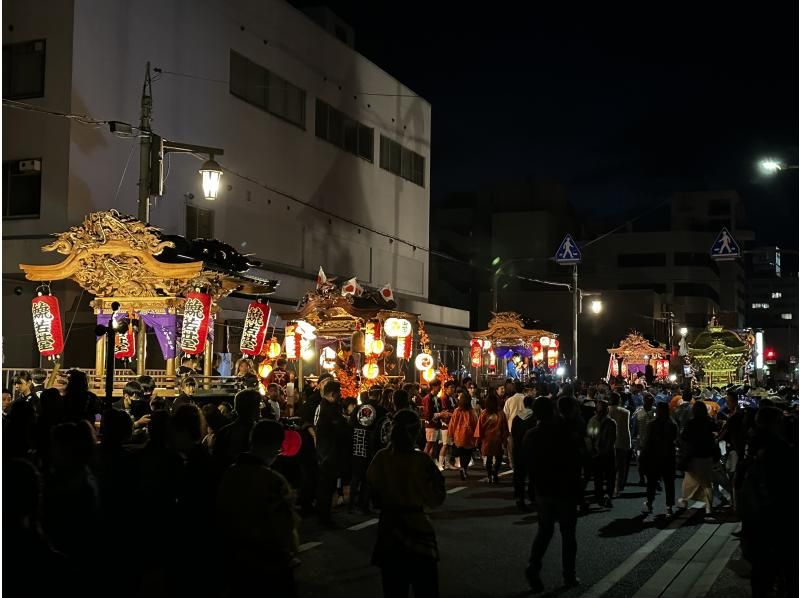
xmin=760 ymin=159 xmax=783 ymax=174
xmin=491 ymin=256 xmax=501 ymax=267
xmin=679 ymin=327 xmax=688 ymax=336
xmin=556 ymin=366 xmax=565 ymax=377
xmin=669 ymin=373 xmax=677 ymax=382
xmin=590 ymin=300 xmax=603 ymax=314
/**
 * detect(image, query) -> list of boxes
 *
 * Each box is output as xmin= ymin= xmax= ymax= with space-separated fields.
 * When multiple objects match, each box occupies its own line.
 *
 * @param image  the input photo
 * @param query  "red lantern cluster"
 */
xmin=240 ymin=301 xmax=271 ymax=356
xmin=31 ymin=295 xmax=64 ymax=357
xmin=180 ymin=291 xmax=212 ymax=355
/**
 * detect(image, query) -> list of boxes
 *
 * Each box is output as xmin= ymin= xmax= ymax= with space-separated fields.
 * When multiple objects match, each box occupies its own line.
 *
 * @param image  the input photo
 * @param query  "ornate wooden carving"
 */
xmin=607 ymin=331 xmax=665 ymax=360
xmin=471 ymin=311 xmax=556 ymax=345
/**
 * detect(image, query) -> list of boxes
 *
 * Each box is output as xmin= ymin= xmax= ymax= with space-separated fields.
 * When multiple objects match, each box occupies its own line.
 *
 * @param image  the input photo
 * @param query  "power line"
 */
xmin=2 ymin=98 xmax=109 ymax=127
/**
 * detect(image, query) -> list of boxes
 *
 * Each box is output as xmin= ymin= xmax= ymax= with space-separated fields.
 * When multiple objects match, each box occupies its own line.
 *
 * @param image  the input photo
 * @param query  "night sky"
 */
xmin=294 ymin=2 xmax=799 ymax=248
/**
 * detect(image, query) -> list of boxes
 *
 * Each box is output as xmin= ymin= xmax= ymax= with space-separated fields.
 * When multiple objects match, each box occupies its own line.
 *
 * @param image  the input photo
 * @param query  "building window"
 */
xmin=315 ymin=99 xmax=373 ymax=161
xmin=3 ymin=159 xmax=42 ymax=219
xmin=751 ymin=303 xmax=770 ymax=309
xmin=3 ymin=39 xmax=46 ymax=100
xmin=186 ymin=205 xmax=214 ymax=240
xmin=380 ymin=135 xmax=425 ymax=187
xmin=781 ymin=313 xmax=793 ymax=320
xmin=229 ymin=50 xmax=306 ymax=129
xmin=771 ymin=292 xmax=782 ymax=299
xmin=674 ymin=282 xmax=720 ymax=304
xmin=617 ymin=253 xmax=667 ymax=267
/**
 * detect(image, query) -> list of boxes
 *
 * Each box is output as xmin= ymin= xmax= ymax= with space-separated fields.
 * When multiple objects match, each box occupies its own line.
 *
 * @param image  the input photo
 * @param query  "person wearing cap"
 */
xmin=217 ymin=419 xmax=300 ymax=597
xmin=367 ymin=409 xmax=446 ymax=597
xmin=523 ymin=396 xmax=583 ymax=593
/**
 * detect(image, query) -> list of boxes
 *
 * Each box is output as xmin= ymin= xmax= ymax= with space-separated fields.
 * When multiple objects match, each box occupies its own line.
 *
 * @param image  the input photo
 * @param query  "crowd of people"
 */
xmin=3 ymin=363 xmax=797 ymax=597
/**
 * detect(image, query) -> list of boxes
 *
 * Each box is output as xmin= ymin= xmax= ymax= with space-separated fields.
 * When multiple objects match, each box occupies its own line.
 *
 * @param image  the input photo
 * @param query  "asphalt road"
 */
xmin=293 ymin=460 xmax=743 ymax=598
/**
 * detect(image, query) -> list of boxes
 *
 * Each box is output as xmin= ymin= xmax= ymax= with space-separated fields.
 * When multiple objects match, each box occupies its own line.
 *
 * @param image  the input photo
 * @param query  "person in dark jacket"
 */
xmin=368 ymin=409 xmax=446 ymax=598
xmin=511 ymin=395 xmax=536 ymax=511
xmin=217 ymin=419 xmax=300 ymax=598
xmin=213 ymin=389 xmax=261 ymax=470
xmin=586 ymin=399 xmax=617 ymax=508
xmin=558 ymin=395 xmax=589 ymax=513
xmin=677 ymin=401 xmax=717 ymax=513
xmin=641 ymin=402 xmax=678 ymax=515
xmin=315 ymin=381 xmax=350 ymax=525
xmin=296 ymin=374 xmax=333 ymax=513
xmin=349 ymin=386 xmax=389 ymax=513
xmin=523 ymin=397 xmax=583 ymax=593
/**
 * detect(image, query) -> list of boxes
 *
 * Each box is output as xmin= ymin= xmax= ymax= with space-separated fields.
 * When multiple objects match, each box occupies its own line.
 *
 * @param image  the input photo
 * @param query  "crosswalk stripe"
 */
xmin=498 ymin=469 xmax=514 ymax=477
xmin=633 ymin=524 xmax=718 ymax=598
xmin=298 ymin=541 xmax=322 ymax=552
xmin=685 ymin=524 xmax=739 ymax=598
xmin=447 ymin=486 xmax=467 ymax=494
xmin=347 ymin=518 xmax=379 ymax=531
xmin=583 ymin=509 xmax=695 ymax=598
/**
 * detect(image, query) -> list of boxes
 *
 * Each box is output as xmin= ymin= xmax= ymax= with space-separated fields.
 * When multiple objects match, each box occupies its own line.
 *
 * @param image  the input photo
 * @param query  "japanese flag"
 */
xmin=342 ymin=277 xmax=362 ymax=297
xmin=379 ymin=283 xmax=394 ymax=303
xmin=316 ymin=266 xmax=327 ymax=289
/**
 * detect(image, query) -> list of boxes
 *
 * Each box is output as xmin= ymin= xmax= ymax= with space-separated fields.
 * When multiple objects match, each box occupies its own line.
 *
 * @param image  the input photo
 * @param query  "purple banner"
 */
xmin=97 ymin=313 xmax=178 ymax=360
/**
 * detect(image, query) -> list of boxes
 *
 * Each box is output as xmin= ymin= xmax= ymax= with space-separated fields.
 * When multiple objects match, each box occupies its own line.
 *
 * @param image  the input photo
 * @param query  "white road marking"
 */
xmin=298 ymin=541 xmax=322 ymax=552
xmin=447 ymin=486 xmax=467 ymax=494
xmin=583 ymin=509 xmax=695 ymax=598
xmin=499 ymin=469 xmax=514 ymax=477
xmin=685 ymin=524 xmax=739 ymax=598
xmin=347 ymin=518 xmax=379 ymax=531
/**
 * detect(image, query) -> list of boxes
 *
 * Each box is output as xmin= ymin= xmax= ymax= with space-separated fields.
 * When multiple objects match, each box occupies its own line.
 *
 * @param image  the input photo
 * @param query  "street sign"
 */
xmin=554 ymin=234 xmax=582 ymax=265
xmin=710 ymin=227 xmax=740 ymax=261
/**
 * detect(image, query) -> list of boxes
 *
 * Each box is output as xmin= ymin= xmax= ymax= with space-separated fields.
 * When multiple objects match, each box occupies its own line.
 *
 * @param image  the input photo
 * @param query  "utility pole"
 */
xmin=572 ymin=264 xmax=579 ymax=380
xmin=137 ymin=62 xmax=153 ymax=222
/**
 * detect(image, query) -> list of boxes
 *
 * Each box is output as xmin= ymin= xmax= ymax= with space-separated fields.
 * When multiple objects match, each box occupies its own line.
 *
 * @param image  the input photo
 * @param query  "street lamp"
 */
xmin=759 ymin=158 xmax=799 ymax=174
xmin=199 ymin=157 xmax=223 ymax=200
xmin=590 ymin=299 xmax=603 ymax=314
xmin=679 ymin=327 xmax=688 ymax=337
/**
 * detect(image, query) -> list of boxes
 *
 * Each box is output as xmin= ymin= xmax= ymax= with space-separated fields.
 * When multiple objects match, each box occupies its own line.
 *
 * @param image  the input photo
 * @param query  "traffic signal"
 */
xmin=766 ymin=349 xmax=776 ymax=360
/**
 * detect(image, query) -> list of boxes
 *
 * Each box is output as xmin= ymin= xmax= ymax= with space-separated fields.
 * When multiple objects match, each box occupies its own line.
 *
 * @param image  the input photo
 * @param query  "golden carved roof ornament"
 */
xmin=472 ymin=311 xmax=557 ymax=346
xmin=688 ymin=320 xmax=751 ymax=374
xmin=608 ymin=331 xmax=666 ymax=360
xmin=20 ymin=210 xmax=204 ymax=299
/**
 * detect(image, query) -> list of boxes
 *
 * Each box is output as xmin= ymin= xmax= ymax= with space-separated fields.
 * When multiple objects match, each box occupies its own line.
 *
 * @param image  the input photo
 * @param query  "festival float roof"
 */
xmin=277 ymin=278 xmax=416 ymax=338
xmin=688 ymin=318 xmax=752 ymax=382
xmin=471 ymin=312 xmax=557 ymax=348
xmin=18 ymin=210 xmax=279 ymax=313
xmin=607 ymin=331 xmax=666 ymax=361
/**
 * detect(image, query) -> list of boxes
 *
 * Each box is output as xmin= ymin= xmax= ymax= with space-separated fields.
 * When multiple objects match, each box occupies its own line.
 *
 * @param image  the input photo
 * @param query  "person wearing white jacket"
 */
xmin=503 ymin=380 xmax=527 ymax=468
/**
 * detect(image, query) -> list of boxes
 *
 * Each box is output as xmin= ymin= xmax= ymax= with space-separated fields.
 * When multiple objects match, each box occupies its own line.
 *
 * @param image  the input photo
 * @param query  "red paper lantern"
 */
xmin=397 ymin=334 xmax=413 ymax=360
xmin=115 ymin=324 xmax=136 ymax=359
xmin=31 ymin=295 xmax=64 ymax=357
xmin=470 ymin=339 xmax=482 ymax=367
xmin=180 ymin=291 xmax=212 ymax=355
xmin=240 ymin=302 xmax=271 ymax=356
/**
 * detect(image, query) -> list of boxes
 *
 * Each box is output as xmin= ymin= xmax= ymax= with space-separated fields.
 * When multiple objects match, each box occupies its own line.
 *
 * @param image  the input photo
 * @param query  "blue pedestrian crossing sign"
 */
xmin=554 ymin=234 xmax=582 ymax=265
xmin=710 ymin=227 xmax=740 ymax=261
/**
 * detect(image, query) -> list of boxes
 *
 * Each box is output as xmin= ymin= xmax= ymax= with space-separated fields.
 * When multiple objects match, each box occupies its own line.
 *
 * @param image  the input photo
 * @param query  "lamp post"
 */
xmin=135 ymin=62 xmax=224 ymax=223
xmin=491 ymin=255 xmax=602 ymax=380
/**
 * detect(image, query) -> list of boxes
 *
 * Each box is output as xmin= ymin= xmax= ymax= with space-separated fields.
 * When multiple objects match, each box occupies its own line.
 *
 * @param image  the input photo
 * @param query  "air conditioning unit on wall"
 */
xmin=18 ymin=159 xmax=41 ymax=173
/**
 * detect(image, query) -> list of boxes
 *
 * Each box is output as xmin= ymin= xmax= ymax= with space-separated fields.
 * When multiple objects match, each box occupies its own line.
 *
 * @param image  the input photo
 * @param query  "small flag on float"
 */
xmin=342 ymin=277 xmax=363 ymax=297
xmin=379 ymin=283 xmax=394 ymax=303
xmin=316 ymin=267 xmax=327 ymax=289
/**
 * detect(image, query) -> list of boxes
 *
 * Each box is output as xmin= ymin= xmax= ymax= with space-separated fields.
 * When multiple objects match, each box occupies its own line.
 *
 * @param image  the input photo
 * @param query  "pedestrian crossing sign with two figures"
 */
xmin=709 ymin=227 xmax=740 ymax=261
xmin=554 ymin=234 xmax=582 ymax=265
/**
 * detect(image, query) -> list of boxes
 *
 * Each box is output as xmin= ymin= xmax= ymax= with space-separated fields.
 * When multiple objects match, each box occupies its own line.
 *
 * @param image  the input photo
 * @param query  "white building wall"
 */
xmin=3 ymin=0 xmax=470 ymax=367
